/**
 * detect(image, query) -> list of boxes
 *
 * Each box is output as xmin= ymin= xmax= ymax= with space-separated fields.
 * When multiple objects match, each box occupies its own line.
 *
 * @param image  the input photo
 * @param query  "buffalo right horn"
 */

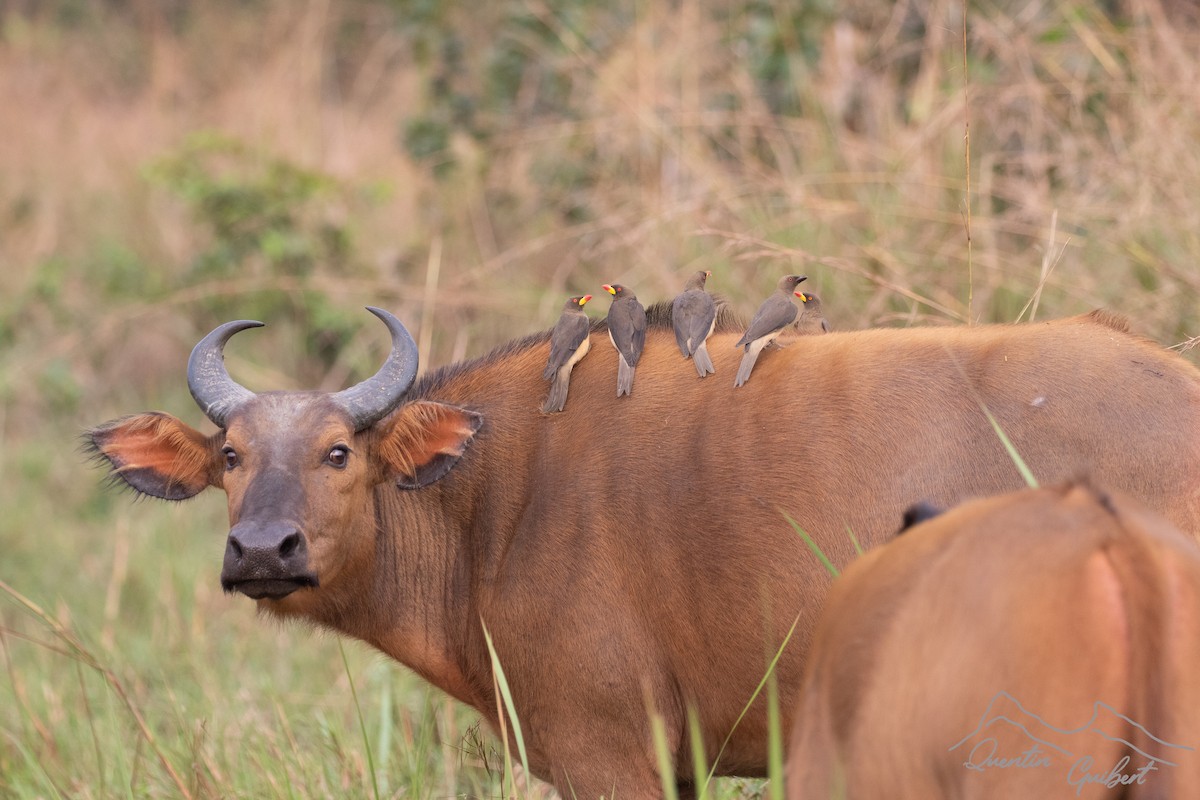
xmin=331 ymin=307 xmax=419 ymax=431
xmin=187 ymin=319 xmax=264 ymax=429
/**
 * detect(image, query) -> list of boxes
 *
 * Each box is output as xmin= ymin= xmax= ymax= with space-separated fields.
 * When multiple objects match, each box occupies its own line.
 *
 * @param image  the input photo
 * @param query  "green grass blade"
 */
xmin=980 ymin=404 xmax=1039 ymax=488
xmin=687 ymin=705 xmax=710 ymax=800
xmin=338 ymin=641 xmax=380 ymax=800
xmin=706 ymin=612 xmax=803 ymax=785
xmin=480 ymin=618 xmax=531 ymax=779
xmin=649 ymin=706 xmax=681 ymax=800
xmin=490 ymin=672 xmax=517 ymax=798
xmin=766 ymin=672 xmax=784 ymax=800
xmin=781 ymin=512 xmax=839 ymax=578
xmin=845 ymin=525 xmax=863 ymax=557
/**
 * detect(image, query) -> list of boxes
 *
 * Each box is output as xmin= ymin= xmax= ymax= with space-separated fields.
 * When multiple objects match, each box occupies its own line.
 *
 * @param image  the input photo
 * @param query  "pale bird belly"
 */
xmin=565 ymin=335 xmax=590 ymax=370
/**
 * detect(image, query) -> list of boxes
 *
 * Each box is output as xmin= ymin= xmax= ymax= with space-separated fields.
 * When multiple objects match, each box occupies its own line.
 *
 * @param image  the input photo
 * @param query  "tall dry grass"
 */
xmin=1 ymin=0 xmax=1198 ymax=433
xmin=2 ymin=0 xmax=1200 ymax=796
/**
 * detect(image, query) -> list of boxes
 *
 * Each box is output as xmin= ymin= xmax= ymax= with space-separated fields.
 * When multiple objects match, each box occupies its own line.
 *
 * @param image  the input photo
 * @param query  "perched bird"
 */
xmin=734 ymin=274 xmax=807 ymax=388
xmin=671 ymin=270 xmax=717 ymax=377
xmin=541 ymin=294 xmax=593 ymax=413
xmin=793 ymin=292 xmax=831 ymax=335
xmin=602 ymin=283 xmax=647 ymax=397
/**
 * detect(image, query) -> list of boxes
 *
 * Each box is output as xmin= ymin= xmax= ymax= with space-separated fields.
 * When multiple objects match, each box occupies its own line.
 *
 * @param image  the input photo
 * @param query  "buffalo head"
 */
xmin=89 ymin=308 xmax=482 ymax=607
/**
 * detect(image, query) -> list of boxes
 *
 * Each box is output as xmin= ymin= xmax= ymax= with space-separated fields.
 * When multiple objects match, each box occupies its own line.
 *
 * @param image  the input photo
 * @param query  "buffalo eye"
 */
xmin=222 ymin=446 xmax=239 ymax=471
xmin=326 ymin=445 xmax=350 ymax=469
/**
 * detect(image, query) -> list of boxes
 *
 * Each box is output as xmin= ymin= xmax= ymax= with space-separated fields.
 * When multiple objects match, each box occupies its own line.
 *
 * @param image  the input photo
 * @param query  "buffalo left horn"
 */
xmin=187 ymin=319 xmax=265 ymax=428
xmin=330 ymin=306 xmax=419 ymax=431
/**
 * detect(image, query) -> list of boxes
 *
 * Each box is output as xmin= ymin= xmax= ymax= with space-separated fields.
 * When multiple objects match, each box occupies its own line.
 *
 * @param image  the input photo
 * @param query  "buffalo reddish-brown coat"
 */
xmin=89 ymin=308 xmax=1200 ymax=798
xmin=788 ymin=481 xmax=1200 ymax=799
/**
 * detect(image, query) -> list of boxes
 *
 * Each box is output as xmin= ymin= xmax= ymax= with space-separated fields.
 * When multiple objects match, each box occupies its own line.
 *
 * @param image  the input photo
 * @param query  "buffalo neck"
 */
xmin=335 ymin=345 xmax=547 ymax=712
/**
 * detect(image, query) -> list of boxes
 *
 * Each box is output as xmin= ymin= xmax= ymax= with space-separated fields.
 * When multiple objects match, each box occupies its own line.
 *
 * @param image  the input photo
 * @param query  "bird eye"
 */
xmin=223 ymin=446 xmax=239 ymax=470
xmin=326 ymin=445 xmax=350 ymax=469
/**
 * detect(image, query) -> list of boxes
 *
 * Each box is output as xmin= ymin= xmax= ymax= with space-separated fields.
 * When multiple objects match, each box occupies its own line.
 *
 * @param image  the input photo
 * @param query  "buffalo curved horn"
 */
xmin=330 ymin=307 xmax=419 ymax=431
xmin=187 ymin=320 xmax=265 ymax=428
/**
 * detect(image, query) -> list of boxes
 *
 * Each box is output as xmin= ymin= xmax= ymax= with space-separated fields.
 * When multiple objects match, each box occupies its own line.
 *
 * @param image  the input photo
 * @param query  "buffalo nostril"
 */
xmin=229 ymin=538 xmax=244 ymax=559
xmin=278 ymin=530 xmax=301 ymax=559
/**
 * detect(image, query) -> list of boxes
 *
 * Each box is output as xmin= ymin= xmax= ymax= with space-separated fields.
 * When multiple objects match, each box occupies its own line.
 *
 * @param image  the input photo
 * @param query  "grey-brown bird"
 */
xmin=541 ymin=294 xmax=593 ymax=413
xmin=672 ymin=270 xmax=717 ymax=377
xmin=734 ymin=274 xmax=807 ymax=387
xmin=602 ymin=283 xmax=646 ymax=397
xmin=793 ymin=292 xmax=831 ymax=335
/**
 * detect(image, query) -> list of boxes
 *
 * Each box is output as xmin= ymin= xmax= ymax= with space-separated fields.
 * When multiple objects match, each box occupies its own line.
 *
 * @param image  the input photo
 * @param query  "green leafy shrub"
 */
xmin=147 ymin=131 xmax=351 ymax=280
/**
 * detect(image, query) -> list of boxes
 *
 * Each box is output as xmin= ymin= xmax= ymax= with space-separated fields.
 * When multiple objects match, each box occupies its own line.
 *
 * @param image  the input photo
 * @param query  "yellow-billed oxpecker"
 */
xmin=541 ymin=294 xmax=593 ymax=413
xmin=671 ymin=270 xmax=718 ymax=377
xmin=734 ymin=274 xmax=807 ymax=387
xmin=793 ymin=292 xmax=830 ymax=335
xmin=602 ymin=283 xmax=647 ymax=397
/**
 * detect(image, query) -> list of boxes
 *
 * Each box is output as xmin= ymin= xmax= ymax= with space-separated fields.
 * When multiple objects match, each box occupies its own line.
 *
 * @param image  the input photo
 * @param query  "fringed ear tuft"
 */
xmin=376 ymin=401 xmax=483 ymax=489
xmin=86 ymin=412 xmax=222 ymax=500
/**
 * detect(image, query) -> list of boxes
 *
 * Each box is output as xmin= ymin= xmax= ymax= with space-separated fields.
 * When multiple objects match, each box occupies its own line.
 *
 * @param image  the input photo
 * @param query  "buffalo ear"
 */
xmin=87 ymin=412 xmax=223 ymax=500
xmin=377 ymin=401 xmax=483 ymax=489
xmin=898 ymin=500 xmax=944 ymax=534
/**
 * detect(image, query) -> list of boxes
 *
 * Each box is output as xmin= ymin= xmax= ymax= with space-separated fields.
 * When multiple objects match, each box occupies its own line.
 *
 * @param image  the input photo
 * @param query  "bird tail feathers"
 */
xmin=542 ymin=370 xmax=570 ymax=413
xmin=693 ymin=342 xmax=715 ymax=377
xmin=735 ymin=348 xmax=758 ymax=387
xmin=617 ymin=357 xmax=635 ymax=396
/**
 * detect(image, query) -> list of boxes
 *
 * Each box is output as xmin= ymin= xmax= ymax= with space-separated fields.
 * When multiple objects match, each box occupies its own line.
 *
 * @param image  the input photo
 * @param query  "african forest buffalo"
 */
xmin=787 ymin=481 xmax=1200 ymax=799
xmin=89 ymin=306 xmax=1200 ymax=797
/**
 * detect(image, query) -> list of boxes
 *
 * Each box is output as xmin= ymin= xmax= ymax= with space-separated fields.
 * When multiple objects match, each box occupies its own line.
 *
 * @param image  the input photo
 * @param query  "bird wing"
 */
xmin=608 ymin=299 xmax=646 ymax=364
xmin=736 ymin=295 xmax=798 ymax=348
xmin=671 ymin=295 xmax=691 ymax=354
xmin=629 ymin=301 xmax=647 ymax=365
xmin=673 ymin=291 xmax=716 ymax=354
xmin=544 ymin=313 xmax=590 ymax=377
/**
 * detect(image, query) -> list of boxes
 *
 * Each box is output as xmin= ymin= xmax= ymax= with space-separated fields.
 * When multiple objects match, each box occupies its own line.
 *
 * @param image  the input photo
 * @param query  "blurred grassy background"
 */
xmin=2 ymin=0 xmax=1199 ymax=796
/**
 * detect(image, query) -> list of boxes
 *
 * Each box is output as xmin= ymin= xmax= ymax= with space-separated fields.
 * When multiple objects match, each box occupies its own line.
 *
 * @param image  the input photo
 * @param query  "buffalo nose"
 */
xmin=223 ymin=520 xmax=308 ymax=581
